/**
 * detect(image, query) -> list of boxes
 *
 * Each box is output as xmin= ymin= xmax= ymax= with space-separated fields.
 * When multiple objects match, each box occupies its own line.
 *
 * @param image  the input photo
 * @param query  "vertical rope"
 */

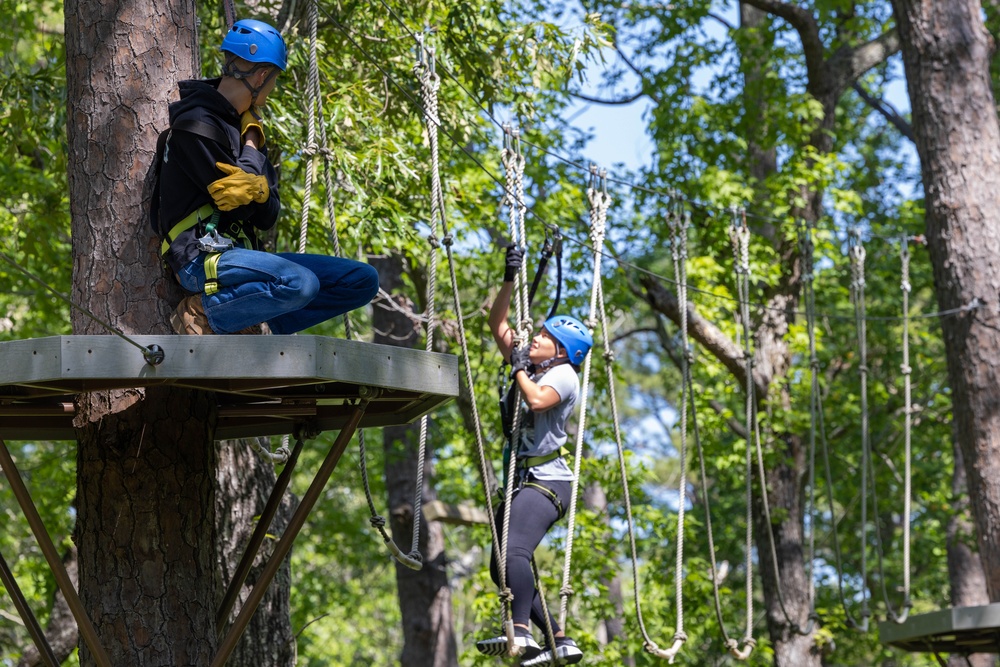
xmin=899 ymin=238 xmax=913 ymax=615
xmin=557 ymin=166 xmax=608 ymax=629
xmin=497 ymin=125 xmax=531 ymax=651
xmin=726 ymin=208 xmax=756 ymax=660
xmin=871 ymin=238 xmax=914 ymax=623
xmin=848 ymin=227 xmax=871 ymax=631
xmin=800 ymin=222 xmax=818 ymax=610
xmin=298 ymin=2 xmax=321 ymax=254
xmin=222 ymin=0 xmax=236 ymax=30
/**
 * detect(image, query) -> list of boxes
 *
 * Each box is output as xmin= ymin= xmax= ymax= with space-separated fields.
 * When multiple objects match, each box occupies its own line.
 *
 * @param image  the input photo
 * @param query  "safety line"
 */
xmin=308 ymin=1 xmax=989 ymax=330
xmin=371 ymin=0 xmax=925 ymax=244
xmin=0 ymin=248 xmax=165 ymax=365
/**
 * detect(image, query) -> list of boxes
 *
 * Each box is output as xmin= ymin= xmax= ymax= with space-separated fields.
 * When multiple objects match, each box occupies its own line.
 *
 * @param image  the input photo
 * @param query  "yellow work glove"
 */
xmin=240 ymin=107 xmax=265 ymax=147
xmin=207 ymin=162 xmax=269 ymax=211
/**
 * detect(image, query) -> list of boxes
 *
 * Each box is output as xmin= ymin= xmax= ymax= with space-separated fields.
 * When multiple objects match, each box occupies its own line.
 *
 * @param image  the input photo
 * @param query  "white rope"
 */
xmin=725 ymin=209 xmax=756 ymax=660
xmin=557 ymin=167 xmax=607 ymax=630
xmin=848 ymin=227 xmax=872 ymax=630
xmin=497 ymin=125 xmax=531 ymax=652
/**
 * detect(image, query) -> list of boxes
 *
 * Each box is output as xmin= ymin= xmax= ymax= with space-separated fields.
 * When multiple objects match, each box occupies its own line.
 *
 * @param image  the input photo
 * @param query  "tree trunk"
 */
xmin=371 ymin=254 xmax=458 ymax=667
xmin=214 ymin=440 xmax=296 ymax=666
xmin=66 ymin=1 xmax=220 ymax=662
xmin=890 ymin=0 xmax=1000 ymax=599
xmin=581 ymin=481 xmax=633 ymax=666
xmin=17 ymin=548 xmax=79 ymax=667
xmin=948 ymin=440 xmax=994 ymax=667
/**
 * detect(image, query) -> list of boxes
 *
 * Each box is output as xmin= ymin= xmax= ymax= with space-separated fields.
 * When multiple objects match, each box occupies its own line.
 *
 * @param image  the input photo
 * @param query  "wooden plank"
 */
xmin=879 ymin=603 xmax=1000 ymax=654
xmin=0 ymin=335 xmax=459 ymax=441
xmin=423 ymin=500 xmax=491 ymax=526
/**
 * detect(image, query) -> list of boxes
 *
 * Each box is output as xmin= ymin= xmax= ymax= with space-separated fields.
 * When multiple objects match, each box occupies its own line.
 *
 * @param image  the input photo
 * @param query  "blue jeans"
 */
xmin=176 ymin=249 xmax=379 ymax=334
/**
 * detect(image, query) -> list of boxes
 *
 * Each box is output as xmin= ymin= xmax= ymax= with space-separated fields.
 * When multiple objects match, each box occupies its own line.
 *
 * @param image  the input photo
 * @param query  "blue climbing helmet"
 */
xmin=221 ymin=19 xmax=287 ymax=71
xmin=543 ymin=315 xmax=593 ymax=367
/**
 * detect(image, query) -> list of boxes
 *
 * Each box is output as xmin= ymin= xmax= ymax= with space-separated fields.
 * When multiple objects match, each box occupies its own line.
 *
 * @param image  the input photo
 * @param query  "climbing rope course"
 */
xmin=0 ymin=2 xmax=967 ymax=662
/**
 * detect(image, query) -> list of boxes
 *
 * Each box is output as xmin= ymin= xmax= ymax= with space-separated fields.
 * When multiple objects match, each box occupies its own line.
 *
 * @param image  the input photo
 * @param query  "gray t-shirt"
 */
xmin=515 ymin=363 xmax=579 ymax=482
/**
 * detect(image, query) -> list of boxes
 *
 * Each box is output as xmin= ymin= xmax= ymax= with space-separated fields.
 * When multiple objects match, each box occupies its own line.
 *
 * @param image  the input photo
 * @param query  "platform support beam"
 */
xmin=216 ymin=435 xmax=306 ymax=634
xmin=0 ymin=439 xmax=113 ymax=667
xmin=0 ymin=547 xmax=59 ymax=667
xmin=211 ymin=395 xmax=374 ymax=667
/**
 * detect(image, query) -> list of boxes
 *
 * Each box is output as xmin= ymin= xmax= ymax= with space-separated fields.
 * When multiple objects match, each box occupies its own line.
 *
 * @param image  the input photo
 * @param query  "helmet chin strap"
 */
xmin=535 ymin=354 xmax=569 ymax=372
xmin=224 ymin=58 xmax=279 ymax=106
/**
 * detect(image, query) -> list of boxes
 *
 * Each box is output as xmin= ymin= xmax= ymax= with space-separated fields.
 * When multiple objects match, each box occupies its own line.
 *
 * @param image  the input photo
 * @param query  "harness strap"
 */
xmin=160 ymin=203 xmax=215 ymax=255
xmin=518 ymin=446 xmax=570 ymax=469
xmin=204 ymin=252 xmax=222 ymax=296
xmin=522 ymin=481 xmax=565 ymax=519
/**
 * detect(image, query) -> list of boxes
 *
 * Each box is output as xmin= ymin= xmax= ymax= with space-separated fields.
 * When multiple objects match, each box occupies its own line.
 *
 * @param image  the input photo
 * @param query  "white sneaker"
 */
xmin=521 ymin=637 xmax=583 ymax=666
xmin=476 ymin=631 xmax=542 ymax=658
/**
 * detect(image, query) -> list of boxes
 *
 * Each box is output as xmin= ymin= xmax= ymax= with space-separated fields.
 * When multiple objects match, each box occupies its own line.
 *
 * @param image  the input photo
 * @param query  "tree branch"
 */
xmin=633 ymin=272 xmax=764 ymax=394
xmin=570 ymin=90 xmax=647 ymax=105
xmin=852 ymin=82 xmax=914 ymax=142
xmin=741 ymin=0 xmax=825 ymax=84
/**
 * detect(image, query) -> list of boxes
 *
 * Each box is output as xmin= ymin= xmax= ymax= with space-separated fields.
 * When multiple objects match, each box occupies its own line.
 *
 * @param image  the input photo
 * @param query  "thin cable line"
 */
xmin=0 ymin=249 xmax=165 ymax=364
xmin=372 ymin=0 xmax=921 ymax=244
xmin=315 ymin=2 xmax=988 ymax=326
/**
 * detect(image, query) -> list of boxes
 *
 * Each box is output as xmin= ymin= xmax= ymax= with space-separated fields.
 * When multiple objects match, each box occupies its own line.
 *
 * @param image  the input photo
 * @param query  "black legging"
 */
xmin=490 ymin=475 xmax=572 ymax=633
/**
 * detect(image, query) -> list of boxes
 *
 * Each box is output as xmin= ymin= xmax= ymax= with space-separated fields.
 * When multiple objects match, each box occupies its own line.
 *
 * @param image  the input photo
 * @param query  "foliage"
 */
xmin=0 ymin=1 xmax=970 ymax=666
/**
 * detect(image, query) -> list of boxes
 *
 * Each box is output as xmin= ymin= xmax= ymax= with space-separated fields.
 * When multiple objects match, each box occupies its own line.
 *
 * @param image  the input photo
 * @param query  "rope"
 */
xmin=726 ymin=208 xmax=756 ymax=659
xmin=556 ymin=166 xmax=607 ymax=631
xmin=315 ymin=2 xmax=986 ymax=330
xmin=847 ymin=227 xmax=872 ymax=631
xmin=222 ymin=0 xmax=235 ymax=30
xmin=870 ymin=237 xmax=914 ymax=623
xmin=247 ymin=437 xmax=291 ymax=465
xmin=497 ymin=124 xmax=531 ymax=652
xmin=0 ymin=248 xmax=164 ymax=366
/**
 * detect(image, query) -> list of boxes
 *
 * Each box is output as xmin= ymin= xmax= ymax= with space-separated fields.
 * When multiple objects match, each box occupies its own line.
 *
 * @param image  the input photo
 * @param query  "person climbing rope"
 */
xmin=156 ymin=18 xmax=378 ymax=335
xmin=476 ymin=243 xmax=589 ymax=666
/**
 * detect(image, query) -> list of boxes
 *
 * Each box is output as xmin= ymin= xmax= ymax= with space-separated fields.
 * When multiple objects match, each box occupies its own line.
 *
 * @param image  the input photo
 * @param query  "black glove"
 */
xmin=503 ymin=243 xmax=524 ymax=282
xmin=509 ymin=345 xmax=531 ymax=378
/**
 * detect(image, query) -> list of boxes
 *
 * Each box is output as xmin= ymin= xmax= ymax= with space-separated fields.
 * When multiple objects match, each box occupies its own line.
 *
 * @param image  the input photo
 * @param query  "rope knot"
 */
xmin=427 ymin=234 xmax=440 ymax=249
xmin=441 ymin=234 xmax=454 ymax=247
xmin=498 ymin=587 xmax=514 ymax=604
xmin=603 ymin=350 xmax=615 ymax=363
xmin=672 ymin=631 xmax=688 ymax=642
xmin=302 ymin=142 xmax=321 ymax=157
xmin=559 ymin=585 xmax=574 ymax=598
xmin=369 ymin=515 xmax=387 ymax=530
xmin=900 ymin=363 xmax=912 ymax=375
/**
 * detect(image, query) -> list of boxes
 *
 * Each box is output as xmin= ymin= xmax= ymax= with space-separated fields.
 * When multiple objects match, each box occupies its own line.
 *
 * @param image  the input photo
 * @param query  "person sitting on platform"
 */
xmin=156 ymin=18 xmax=378 ymax=335
xmin=476 ymin=243 xmax=589 ymax=666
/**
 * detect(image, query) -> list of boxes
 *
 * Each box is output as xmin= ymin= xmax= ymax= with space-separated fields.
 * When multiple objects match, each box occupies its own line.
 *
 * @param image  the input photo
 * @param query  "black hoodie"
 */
xmin=158 ymin=78 xmax=280 ymax=274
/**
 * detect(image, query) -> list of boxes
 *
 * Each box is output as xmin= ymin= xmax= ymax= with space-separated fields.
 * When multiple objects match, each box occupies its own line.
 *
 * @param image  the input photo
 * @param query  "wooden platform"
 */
xmin=0 ymin=335 xmax=459 ymax=440
xmin=880 ymin=603 xmax=1000 ymax=654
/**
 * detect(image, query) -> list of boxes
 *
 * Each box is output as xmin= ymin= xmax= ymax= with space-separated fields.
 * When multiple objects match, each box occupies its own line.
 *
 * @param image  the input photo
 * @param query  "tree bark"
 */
xmin=890 ymin=0 xmax=1000 ymax=599
xmin=371 ymin=254 xmax=458 ymax=667
xmin=214 ymin=440 xmax=296 ymax=666
xmin=581 ymin=481 xmax=633 ymax=666
xmin=66 ymin=1 xmax=221 ymax=663
xmin=947 ymin=440 xmax=994 ymax=667
xmin=16 ymin=548 xmax=80 ymax=667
